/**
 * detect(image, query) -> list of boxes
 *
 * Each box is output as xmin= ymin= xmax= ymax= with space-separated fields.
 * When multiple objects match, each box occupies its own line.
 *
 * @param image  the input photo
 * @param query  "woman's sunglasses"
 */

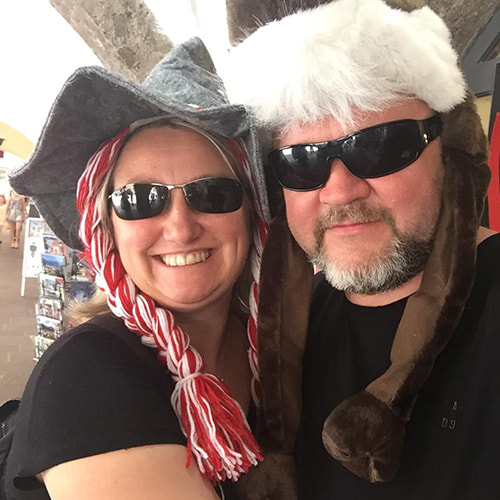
xmin=268 ymin=115 xmax=442 ymax=191
xmin=109 ymin=176 xmax=243 ymax=220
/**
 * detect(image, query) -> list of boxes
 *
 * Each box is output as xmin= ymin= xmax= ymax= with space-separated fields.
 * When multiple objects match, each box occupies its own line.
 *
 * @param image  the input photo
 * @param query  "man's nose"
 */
xmin=159 ymin=188 xmax=202 ymax=243
xmin=318 ymin=158 xmax=371 ymax=206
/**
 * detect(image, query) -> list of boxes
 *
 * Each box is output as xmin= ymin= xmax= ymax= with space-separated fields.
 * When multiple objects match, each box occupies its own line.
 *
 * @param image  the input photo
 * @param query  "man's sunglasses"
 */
xmin=268 ymin=115 xmax=443 ymax=191
xmin=109 ymin=176 xmax=243 ymax=220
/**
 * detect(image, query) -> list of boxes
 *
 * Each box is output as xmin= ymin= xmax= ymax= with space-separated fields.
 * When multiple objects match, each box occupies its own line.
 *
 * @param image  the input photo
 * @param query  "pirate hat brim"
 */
xmin=9 ymin=37 xmax=270 ymax=250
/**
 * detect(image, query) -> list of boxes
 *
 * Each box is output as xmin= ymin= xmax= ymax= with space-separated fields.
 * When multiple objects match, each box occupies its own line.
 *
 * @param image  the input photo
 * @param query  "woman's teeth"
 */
xmin=162 ymin=250 xmax=211 ymax=267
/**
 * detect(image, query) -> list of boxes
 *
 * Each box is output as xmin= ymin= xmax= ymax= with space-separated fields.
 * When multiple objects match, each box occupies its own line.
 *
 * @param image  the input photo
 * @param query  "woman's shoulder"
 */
xmin=16 ymin=314 xmax=180 ymax=443
xmin=37 ymin=314 xmax=152 ymax=367
xmin=8 ymin=314 xmax=186 ymax=492
xmin=27 ymin=314 xmax=171 ymax=401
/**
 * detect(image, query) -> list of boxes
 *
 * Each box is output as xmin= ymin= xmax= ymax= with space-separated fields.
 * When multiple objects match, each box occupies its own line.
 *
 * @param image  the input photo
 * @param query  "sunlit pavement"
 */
xmin=0 ymin=226 xmax=38 ymax=403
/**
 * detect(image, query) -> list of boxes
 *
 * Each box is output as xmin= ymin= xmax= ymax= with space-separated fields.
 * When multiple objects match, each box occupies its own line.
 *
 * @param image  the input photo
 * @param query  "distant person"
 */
xmin=0 ymin=194 xmax=6 ymax=244
xmin=6 ymin=190 xmax=27 ymax=248
xmin=6 ymin=38 xmax=270 ymax=500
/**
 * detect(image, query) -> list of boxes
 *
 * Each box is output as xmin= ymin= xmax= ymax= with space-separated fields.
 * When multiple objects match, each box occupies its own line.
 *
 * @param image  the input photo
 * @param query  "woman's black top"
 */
xmin=6 ymin=314 xmax=239 ymax=499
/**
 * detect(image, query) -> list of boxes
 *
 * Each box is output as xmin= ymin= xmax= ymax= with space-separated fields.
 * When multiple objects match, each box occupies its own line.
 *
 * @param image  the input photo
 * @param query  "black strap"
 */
xmin=425 ymin=114 xmax=443 ymax=142
xmin=0 ymin=399 xmax=21 ymax=500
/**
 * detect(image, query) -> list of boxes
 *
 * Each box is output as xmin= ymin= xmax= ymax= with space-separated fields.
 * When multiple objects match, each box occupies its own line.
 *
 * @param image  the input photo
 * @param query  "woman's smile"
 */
xmin=161 ymin=249 xmax=212 ymax=267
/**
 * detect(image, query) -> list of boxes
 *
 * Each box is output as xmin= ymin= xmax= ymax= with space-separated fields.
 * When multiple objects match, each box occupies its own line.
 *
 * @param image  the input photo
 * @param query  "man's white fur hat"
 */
xmin=224 ymin=0 xmax=467 ymax=133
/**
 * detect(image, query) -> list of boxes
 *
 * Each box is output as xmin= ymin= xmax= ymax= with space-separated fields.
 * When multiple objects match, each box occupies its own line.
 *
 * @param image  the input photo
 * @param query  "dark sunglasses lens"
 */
xmin=344 ymin=121 xmax=421 ymax=178
xmin=111 ymin=184 xmax=169 ymax=220
xmin=270 ymin=146 xmax=328 ymax=190
xmin=184 ymin=178 xmax=243 ymax=214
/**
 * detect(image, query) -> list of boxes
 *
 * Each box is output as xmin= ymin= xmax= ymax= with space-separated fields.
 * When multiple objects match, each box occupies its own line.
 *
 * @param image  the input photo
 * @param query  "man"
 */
xmin=225 ymin=0 xmax=500 ymax=498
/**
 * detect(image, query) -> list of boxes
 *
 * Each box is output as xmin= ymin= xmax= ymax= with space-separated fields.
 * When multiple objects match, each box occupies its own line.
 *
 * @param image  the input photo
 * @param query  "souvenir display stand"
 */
xmin=20 ymin=217 xmax=44 ymax=296
xmin=34 ymin=228 xmax=94 ymax=361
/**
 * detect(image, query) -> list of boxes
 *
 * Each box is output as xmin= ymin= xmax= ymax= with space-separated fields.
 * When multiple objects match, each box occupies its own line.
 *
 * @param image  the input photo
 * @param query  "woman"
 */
xmin=6 ymin=38 xmax=270 ymax=499
xmin=6 ymin=190 xmax=27 ymax=248
xmin=0 ymin=194 xmax=6 ymax=243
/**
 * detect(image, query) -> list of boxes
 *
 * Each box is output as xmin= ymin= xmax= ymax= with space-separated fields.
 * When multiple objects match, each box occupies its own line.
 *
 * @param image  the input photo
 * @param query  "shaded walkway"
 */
xmin=0 ymin=226 xmax=38 ymax=402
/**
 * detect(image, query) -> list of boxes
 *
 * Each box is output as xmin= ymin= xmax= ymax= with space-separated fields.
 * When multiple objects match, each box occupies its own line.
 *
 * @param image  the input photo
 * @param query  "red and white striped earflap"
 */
xmin=76 ymin=126 xmax=267 ymax=482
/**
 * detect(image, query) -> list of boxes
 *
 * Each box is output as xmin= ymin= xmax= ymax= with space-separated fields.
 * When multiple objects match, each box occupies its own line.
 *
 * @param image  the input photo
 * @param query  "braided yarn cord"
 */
xmin=76 ymin=128 xmax=267 ymax=482
xmin=227 ymin=138 xmax=268 ymax=403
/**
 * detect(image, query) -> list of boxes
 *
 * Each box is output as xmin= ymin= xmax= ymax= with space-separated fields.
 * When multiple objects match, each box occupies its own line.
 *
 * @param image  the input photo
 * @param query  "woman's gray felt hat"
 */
xmin=8 ymin=37 xmax=270 ymax=250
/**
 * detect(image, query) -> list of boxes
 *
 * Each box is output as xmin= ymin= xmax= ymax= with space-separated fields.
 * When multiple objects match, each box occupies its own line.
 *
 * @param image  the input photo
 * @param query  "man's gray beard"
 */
xmin=310 ymin=204 xmax=435 ymax=295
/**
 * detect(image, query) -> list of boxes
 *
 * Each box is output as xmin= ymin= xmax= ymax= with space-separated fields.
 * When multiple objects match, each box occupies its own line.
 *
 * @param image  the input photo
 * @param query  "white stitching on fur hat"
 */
xmin=223 ymin=0 xmax=466 ymax=133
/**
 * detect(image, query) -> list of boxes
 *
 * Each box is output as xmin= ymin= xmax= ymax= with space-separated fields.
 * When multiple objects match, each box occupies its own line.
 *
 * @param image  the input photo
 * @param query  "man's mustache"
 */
xmin=313 ymin=204 xmax=397 ymax=242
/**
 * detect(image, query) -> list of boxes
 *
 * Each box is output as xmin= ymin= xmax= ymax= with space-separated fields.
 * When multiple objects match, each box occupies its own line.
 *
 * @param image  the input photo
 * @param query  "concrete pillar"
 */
xmin=225 ymin=0 xmax=498 ymax=59
xmin=427 ymin=0 xmax=498 ymax=57
xmin=49 ymin=0 xmax=173 ymax=82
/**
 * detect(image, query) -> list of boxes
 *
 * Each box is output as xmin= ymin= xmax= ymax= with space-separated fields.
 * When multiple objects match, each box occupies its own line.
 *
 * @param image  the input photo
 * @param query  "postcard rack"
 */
xmin=34 ymin=230 xmax=94 ymax=361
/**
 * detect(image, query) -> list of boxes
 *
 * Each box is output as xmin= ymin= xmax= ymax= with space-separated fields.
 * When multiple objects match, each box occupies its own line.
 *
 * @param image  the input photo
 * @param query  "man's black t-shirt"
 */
xmin=5 ymin=314 xmax=238 ymax=499
xmin=297 ymin=234 xmax=500 ymax=499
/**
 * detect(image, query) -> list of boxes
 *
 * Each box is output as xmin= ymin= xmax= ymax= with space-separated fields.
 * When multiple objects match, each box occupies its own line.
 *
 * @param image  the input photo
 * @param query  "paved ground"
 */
xmin=0 ymin=225 xmax=39 ymax=402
